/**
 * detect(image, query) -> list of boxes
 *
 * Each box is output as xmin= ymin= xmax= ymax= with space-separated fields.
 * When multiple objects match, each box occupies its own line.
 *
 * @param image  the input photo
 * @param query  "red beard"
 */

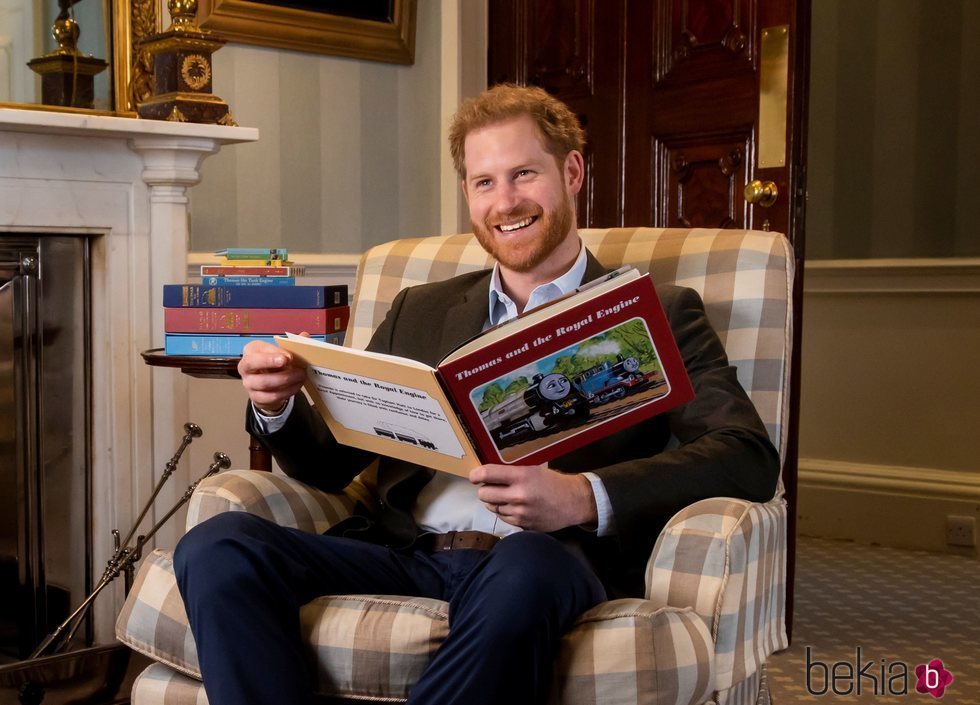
xmin=472 ymin=192 xmax=574 ymax=273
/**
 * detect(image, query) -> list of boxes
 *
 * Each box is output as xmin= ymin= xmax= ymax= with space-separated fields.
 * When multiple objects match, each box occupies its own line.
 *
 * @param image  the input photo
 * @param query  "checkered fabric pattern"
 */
xmin=118 ymin=227 xmax=793 ymax=705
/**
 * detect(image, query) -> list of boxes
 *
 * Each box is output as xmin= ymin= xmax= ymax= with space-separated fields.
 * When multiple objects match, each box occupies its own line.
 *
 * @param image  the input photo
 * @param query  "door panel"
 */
xmin=489 ymin=0 xmax=625 ymax=226
xmin=660 ymin=138 xmax=749 ymax=229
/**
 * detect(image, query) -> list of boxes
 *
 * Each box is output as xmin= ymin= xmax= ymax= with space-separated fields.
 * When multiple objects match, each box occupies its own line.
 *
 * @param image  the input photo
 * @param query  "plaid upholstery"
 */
xmin=645 ymin=499 xmax=789 ymax=693
xmin=119 ymin=227 xmax=793 ymax=705
xmin=132 ymin=663 xmax=208 ymax=705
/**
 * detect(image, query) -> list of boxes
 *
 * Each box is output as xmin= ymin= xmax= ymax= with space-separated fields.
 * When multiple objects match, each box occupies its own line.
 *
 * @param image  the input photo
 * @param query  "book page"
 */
xmin=275 ymin=334 xmax=482 ymax=476
xmin=306 ymin=366 xmax=466 ymax=459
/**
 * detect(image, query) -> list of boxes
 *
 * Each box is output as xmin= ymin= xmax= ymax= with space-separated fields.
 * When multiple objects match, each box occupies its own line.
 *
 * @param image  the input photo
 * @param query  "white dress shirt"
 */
xmin=253 ymin=239 xmax=617 ymax=537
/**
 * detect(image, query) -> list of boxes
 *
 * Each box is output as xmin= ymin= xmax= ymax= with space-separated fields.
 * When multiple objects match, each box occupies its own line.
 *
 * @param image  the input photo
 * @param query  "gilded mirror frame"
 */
xmin=0 ymin=0 xmax=160 ymax=116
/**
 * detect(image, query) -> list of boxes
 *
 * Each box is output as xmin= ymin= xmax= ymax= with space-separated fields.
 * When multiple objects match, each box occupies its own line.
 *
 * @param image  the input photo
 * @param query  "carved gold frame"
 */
xmin=0 ymin=1 xmax=158 ymax=116
xmin=195 ymin=0 xmax=416 ymax=64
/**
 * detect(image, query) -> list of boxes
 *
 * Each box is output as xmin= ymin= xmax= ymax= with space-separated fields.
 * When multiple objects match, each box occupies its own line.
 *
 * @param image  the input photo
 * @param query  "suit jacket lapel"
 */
xmin=437 ymin=272 xmax=493 ymax=360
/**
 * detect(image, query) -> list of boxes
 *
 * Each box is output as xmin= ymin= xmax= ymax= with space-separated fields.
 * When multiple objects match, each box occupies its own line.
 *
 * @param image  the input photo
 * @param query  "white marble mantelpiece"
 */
xmin=0 ymin=108 xmax=258 ymax=642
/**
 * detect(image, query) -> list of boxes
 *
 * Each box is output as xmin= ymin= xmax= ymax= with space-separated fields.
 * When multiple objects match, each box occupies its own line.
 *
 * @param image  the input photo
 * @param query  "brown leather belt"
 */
xmin=417 ymin=530 xmax=501 ymax=552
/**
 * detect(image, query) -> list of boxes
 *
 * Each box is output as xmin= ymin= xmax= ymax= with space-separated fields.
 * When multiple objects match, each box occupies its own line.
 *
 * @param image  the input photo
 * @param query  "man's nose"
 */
xmin=493 ymin=181 xmax=521 ymax=213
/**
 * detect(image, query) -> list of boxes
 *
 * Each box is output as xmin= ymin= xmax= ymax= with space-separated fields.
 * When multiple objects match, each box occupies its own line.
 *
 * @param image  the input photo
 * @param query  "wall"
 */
xmin=185 ymin=1 xmax=487 ymax=476
xmin=799 ymin=0 xmax=980 ymax=554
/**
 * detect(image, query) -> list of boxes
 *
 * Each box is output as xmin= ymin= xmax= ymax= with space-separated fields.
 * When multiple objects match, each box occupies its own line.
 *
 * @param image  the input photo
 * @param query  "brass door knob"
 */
xmin=744 ymin=180 xmax=779 ymax=207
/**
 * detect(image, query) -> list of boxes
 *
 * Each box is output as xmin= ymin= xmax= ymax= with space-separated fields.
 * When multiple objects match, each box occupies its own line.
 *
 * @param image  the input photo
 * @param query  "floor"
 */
xmin=767 ymin=536 xmax=980 ymax=704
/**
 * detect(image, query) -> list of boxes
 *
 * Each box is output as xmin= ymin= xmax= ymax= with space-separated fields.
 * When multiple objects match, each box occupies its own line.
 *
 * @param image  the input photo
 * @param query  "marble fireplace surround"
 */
xmin=0 ymin=108 xmax=258 ymax=642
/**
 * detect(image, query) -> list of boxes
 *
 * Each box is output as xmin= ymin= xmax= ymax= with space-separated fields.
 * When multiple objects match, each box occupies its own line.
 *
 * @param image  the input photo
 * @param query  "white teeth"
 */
xmin=498 ymin=217 xmax=534 ymax=232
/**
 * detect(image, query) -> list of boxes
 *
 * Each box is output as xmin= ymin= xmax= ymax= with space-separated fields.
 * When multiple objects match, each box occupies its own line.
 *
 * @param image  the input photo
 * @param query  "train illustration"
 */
xmin=480 ymin=355 xmax=662 ymax=446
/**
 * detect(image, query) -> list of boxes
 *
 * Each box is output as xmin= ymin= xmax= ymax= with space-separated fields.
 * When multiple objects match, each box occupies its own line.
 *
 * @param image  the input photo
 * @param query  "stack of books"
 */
xmin=163 ymin=247 xmax=349 ymax=356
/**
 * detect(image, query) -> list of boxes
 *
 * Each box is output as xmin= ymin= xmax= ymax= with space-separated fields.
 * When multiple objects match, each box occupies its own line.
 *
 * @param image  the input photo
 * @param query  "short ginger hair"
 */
xmin=449 ymin=84 xmax=586 ymax=178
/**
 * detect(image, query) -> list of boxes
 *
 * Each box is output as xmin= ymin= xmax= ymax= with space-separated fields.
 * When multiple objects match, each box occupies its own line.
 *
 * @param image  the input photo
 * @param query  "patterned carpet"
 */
xmin=768 ymin=537 xmax=980 ymax=704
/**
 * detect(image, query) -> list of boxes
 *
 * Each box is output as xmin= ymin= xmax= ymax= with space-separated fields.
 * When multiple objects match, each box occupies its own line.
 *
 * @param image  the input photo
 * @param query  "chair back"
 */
xmin=349 ymin=228 xmax=794 ymax=486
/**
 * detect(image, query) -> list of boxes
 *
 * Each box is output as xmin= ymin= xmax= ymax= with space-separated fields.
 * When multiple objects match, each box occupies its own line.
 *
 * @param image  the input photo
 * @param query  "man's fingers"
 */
xmin=469 ymin=463 xmax=520 ymax=486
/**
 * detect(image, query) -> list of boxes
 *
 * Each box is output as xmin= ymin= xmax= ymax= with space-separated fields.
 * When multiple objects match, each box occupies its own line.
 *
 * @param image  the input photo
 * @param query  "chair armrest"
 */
xmin=644 ymin=497 xmax=789 ymax=691
xmin=185 ymin=468 xmax=376 ymax=534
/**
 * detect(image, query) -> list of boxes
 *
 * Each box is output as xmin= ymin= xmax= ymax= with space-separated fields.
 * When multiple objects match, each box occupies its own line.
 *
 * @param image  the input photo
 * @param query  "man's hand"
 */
xmin=469 ymin=464 xmax=598 ymax=533
xmin=238 ymin=339 xmax=307 ymax=415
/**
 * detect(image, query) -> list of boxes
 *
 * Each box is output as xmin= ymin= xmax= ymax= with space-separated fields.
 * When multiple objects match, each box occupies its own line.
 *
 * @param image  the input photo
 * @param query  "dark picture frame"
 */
xmin=195 ymin=0 xmax=416 ymax=64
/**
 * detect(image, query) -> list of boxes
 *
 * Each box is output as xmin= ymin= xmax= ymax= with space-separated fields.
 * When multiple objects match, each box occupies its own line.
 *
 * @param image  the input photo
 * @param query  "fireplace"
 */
xmin=0 ymin=108 xmax=257 ymax=651
xmin=0 ymin=236 xmax=90 ymax=662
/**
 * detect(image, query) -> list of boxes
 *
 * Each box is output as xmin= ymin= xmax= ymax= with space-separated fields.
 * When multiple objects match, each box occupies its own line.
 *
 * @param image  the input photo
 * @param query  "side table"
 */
xmin=141 ymin=348 xmax=272 ymax=471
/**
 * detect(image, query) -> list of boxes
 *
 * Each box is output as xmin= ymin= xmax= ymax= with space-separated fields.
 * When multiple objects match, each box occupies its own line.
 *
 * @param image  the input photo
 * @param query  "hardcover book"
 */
xmin=201 ymin=265 xmax=306 ymax=276
xmin=164 ymin=305 xmax=350 ymax=335
xmin=276 ymin=269 xmax=693 ymax=477
xmin=203 ymin=276 xmax=297 ymax=287
xmin=214 ymin=247 xmax=289 ymax=260
xmin=165 ymin=333 xmax=330 ymax=357
xmin=163 ymin=284 xmax=347 ymax=309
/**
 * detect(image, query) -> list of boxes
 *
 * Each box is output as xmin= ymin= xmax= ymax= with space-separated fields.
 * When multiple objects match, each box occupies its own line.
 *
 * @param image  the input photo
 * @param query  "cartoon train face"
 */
xmin=480 ymin=356 xmax=656 ymax=447
xmin=572 ymin=355 xmax=649 ymax=404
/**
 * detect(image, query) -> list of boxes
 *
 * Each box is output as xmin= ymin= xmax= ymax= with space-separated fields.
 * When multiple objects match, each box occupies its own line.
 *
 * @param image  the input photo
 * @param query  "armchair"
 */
xmin=117 ymin=227 xmax=793 ymax=705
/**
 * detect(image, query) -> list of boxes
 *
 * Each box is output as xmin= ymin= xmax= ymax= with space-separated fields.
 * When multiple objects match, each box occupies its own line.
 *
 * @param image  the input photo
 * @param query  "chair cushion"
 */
xmin=118 ymin=554 xmax=714 ymax=705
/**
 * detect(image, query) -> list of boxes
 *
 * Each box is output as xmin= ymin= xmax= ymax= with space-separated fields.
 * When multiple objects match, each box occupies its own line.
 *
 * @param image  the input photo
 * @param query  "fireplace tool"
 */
xmin=29 ymin=423 xmax=231 ymax=659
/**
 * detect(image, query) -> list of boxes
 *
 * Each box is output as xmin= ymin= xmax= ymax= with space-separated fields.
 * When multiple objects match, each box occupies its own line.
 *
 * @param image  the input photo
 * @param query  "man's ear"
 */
xmin=564 ymin=150 xmax=585 ymax=195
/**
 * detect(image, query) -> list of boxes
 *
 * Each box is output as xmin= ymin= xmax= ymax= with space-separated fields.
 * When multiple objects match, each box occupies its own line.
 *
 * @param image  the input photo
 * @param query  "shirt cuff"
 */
xmin=582 ymin=471 xmax=616 ymax=537
xmin=251 ymin=397 xmax=294 ymax=434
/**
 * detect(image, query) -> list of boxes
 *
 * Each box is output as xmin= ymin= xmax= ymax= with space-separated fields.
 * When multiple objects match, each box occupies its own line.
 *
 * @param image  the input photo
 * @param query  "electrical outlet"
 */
xmin=946 ymin=515 xmax=977 ymax=547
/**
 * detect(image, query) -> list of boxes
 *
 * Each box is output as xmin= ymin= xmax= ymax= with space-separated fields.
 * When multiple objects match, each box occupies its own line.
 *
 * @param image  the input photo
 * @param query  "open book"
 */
xmin=275 ymin=268 xmax=693 ymax=476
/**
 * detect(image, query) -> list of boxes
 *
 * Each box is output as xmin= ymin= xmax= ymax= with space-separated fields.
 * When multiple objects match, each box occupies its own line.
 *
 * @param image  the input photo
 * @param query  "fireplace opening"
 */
xmin=0 ymin=235 xmax=91 ymax=662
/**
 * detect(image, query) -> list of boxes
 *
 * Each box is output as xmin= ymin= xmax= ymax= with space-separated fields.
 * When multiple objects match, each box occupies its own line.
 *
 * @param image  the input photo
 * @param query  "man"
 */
xmin=175 ymin=85 xmax=779 ymax=705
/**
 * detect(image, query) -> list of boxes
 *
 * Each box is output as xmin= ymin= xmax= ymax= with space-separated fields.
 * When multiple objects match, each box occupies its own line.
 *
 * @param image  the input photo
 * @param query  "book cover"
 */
xmin=163 ymin=284 xmax=347 ymax=309
xmin=203 ymin=276 xmax=297 ymax=287
xmin=214 ymin=247 xmax=289 ymax=260
xmin=165 ymin=333 xmax=328 ymax=357
xmin=275 ymin=269 xmax=693 ymax=477
xmin=201 ymin=265 xmax=306 ymax=276
xmin=164 ymin=305 xmax=350 ymax=334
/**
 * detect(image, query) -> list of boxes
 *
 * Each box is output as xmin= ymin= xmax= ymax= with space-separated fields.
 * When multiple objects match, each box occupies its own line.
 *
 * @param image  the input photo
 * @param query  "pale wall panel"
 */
xmin=318 ymin=60 xmax=363 ymax=254
xmin=279 ymin=51 xmax=323 ymax=250
xmin=807 ymin=0 xmax=979 ymax=260
xmin=799 ymin=286 xmax=980 ymax=472
xmin=189 ymin=2 xmax=444 ymax=254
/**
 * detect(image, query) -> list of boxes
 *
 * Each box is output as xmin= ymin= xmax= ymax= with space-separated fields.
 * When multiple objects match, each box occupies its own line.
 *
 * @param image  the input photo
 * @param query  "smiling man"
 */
xmin=173 ymin=84 xmax=779 ymax=705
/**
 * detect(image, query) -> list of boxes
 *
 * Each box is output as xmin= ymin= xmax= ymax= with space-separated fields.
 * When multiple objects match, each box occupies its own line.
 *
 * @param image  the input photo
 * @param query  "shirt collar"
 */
xmin=487 ymin=238 xmax=588 ymax=327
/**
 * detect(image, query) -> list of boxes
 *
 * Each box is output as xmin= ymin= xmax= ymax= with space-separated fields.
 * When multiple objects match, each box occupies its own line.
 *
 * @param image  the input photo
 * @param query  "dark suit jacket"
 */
xmin=248 ymin=251 xmax=779 ymax=597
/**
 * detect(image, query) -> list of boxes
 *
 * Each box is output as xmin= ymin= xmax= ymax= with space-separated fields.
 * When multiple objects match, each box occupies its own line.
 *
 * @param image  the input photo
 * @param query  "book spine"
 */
xmin=165 ymin=334 xmax=328 ymax=356
xmin=202 ymin=276 xmax=297 ymax=287
xmin=164 ymin=306 xmax=350 ymax=334
xmin=200 ymin=265 xmax=305 ymax=276
xmin=211 ymin=259 xmax=289 ymax=267
xmin=162 ymin=284 xmax=347 ymax=308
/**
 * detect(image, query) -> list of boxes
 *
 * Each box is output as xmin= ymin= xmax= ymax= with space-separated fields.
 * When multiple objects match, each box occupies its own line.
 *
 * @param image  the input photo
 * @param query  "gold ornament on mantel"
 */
xmin=27 ymin=1 xmax=109 ymax=109
xmin=136 ymin=0 xmax=237 ymax=125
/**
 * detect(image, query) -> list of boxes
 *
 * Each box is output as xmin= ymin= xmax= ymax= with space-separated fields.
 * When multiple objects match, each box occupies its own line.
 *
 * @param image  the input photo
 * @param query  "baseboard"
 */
xmin=798 ymin=458 xmax=980 ymax=557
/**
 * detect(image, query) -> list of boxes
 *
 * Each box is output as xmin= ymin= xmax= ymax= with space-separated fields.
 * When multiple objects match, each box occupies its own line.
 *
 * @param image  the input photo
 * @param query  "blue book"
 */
xmin=165 ymin=334 xmax=328 ymax=356
xmin=203 ymin=276 xmax=297 ymax=287
xmin=163 ymin=284 xmax=347 ymax=308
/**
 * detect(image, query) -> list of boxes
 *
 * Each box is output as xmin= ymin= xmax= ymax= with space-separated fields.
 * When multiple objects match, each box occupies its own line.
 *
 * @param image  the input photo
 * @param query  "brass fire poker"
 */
xmin=29 ymin=424 xmax=231 ymax=659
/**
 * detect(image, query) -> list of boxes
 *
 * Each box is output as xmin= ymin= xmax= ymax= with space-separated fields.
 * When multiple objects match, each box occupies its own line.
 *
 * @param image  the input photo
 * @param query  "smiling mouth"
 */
xmin=495 ymin=216 xmax=538 ymax=233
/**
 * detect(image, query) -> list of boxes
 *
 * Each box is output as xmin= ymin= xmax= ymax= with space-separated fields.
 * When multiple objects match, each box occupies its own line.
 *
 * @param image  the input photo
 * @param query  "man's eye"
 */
xmin=476 ymin=179 xmax=492 ymax=188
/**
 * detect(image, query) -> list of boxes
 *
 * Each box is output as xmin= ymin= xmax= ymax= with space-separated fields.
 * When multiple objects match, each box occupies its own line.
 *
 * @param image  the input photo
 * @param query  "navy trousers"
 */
xmin=174 ymin=512 xmax=606 ymax=705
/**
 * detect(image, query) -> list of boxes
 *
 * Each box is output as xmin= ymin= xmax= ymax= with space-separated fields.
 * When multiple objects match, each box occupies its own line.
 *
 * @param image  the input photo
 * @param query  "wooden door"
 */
xmin=490 ymin=0 xmax=809 ymax=639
